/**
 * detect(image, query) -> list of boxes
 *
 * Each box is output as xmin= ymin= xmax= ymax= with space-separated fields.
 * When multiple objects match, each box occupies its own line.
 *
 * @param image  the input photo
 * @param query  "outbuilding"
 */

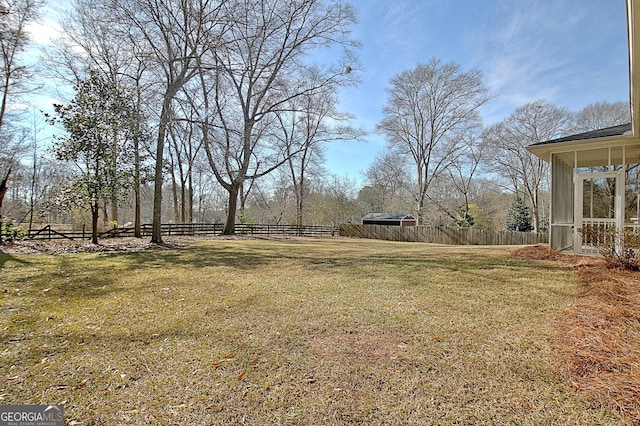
xmin=362 ymin=213 xmax=417 ymax=227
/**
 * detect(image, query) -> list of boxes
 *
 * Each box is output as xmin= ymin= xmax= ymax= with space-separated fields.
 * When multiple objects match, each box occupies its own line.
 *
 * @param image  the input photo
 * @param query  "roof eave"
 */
xmin=527 ymin=134 xmax=639 ymax=162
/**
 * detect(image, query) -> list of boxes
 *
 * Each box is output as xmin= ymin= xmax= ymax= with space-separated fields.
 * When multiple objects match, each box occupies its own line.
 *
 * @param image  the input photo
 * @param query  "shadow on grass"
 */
xmin=100 ymin=240 xmax=572 ymax=277
xmin=300 ymin=250 xmax=572 ymax=278
xmin=7 ymin=239 xmax=575 ymax=303
xmin=12 ymin=255 xmax=128 ymax=300
xmin=0 ymin=253 xmax=31 ymax=269
xmin=15 ymin=244 xmax=278 ymax=301
xmin=108 ymin=244 xmax=273 ymax=270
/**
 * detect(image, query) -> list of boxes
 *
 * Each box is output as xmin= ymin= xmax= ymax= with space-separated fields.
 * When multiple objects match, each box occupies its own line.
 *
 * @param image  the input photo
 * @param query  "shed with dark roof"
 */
xmin=362 ymin=213 xmax=417 ymax=227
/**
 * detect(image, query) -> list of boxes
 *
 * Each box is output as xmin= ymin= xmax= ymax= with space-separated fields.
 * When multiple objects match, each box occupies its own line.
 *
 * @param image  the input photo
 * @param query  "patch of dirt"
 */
xmin=310 ymin=332 xmax=407 ymax=364
xmin=513 ymin=243 xmax=640 ymax=424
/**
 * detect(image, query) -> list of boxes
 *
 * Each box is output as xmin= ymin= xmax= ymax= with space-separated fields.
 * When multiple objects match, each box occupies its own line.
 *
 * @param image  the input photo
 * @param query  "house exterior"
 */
xmin=362 ymin=213 xmax=417 ymax=227
xmin=527 ymin=0 xmax=640 ymax=254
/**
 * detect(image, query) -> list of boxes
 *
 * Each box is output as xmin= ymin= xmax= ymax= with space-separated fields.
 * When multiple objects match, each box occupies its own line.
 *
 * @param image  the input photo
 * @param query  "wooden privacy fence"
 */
xmin=339 ymin=224 xmax=548 ymax=246
xmin=23 ymin=223 xmax=337 ymax=240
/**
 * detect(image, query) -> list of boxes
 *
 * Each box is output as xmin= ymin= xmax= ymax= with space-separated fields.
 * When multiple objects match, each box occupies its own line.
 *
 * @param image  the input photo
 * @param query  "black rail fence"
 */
xmin=22 ymin=223 xmax=338 ymax=241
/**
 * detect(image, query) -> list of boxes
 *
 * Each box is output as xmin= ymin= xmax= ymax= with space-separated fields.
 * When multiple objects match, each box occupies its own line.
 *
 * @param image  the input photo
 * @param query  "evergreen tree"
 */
xmin=47 ymin=70 xmax=136 ymax=243
xmin=504 ymin=196 xmax=533 ymax=232
xmin=451 ymin=205 xmax=474 ymax=228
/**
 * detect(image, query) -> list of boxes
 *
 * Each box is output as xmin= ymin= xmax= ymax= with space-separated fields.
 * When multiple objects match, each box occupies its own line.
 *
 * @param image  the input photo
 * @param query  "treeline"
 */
xmin=0 ymin=0 xmax=632 ymax=243
xmin=1 ymin=0 xmax=362 ymax=243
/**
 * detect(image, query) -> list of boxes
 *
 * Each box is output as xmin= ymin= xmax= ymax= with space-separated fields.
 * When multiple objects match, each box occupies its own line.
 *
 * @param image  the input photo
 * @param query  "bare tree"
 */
xmin=444 ymin=129 xmax=487 ymax=227
xmin=275 ymin=70 xmax=363 ymax=229
xmin=360 ymin=151 xmax=411 ymax=214
xmin=377 ymin=58 xmax=492 ymax=224
xmin=573 ymin=100 xmax=633 ymax=216
xmin=164 ymin=95 xmax=205 ymax=224
xmin=0 ymin=0 xmax=42 ymax=241
xmin=106 ymin=0 xmax=226 ymax=243
xmin=53 ymin=0 xmax=143 ymax=84
xmin=202 ymin=0 xmax=359 ymax=235
xmin=573 ymin=100 xmax=630 ymax=132
xmin=0 ymin=0 xmax=42 ymax=129
xmin=26 ymin=107 xmax=45 ymax=232
xmin=313 ymin=173 xmax=360 ymax=228
xmin=47 ymin=0 xmax=156 ymax=237
xmin=484 ymin=99 xmax=572 ymax=232
xmin=58 ymin=0 xmax=141 ymax=226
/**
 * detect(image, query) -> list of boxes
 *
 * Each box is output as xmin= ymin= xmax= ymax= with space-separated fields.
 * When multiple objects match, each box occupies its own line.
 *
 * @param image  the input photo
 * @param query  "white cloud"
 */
xmin=29 ymin=19 xmax=62 ymax=47
xmin=29 ymin=0 xmax=68 ymax=47
xmin=25 ymin=0 xmax=64 ymax=59
xmin=474 ymin=0 xmax=628 ymax=120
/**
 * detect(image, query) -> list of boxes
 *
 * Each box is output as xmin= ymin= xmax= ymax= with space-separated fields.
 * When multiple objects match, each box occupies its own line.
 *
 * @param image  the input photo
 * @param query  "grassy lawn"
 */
xmin=0 ymin=238 xmax=621 ymax=425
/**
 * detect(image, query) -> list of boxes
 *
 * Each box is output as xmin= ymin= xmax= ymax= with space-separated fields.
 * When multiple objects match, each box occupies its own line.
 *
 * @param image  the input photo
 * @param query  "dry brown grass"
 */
xmin=515 ymin=244 xmax=640 ymax=425
xmin=0 ymin=238 xmax=626 ymax=425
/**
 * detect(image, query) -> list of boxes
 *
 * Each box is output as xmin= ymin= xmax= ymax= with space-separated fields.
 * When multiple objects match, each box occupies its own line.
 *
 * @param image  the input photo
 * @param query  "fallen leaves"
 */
xmin=553 ymin=264 xmax=640 ymax=423
xmin=236 ymin=370 xmax=246 ymax=381
xmin=212 ymin=352 xmax=235 ymax=367
xmin=211 ymin=352 xmax=261 ymax=381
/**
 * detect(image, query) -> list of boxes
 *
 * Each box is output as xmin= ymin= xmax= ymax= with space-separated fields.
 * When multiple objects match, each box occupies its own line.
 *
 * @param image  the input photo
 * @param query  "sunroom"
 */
xmin=528 ymin=125 xmax=640 ymax=254
xmin=527 ymin=0 xmax=640 ymax=254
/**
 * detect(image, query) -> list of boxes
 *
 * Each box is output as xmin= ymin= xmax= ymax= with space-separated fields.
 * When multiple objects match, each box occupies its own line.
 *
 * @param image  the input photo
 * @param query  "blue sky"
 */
xmin=31 ymin=0 xmax=630 ymax=185
xmin=326 ymin=0 xmax=630 ymax=183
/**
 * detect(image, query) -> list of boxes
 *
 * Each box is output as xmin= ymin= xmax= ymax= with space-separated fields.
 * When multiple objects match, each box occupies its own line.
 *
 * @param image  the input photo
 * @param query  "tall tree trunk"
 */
xmin=91 ymin=201 xmax=99 ymax=244
xmin=171 ymin=167 xmax=180 ymax=223
xmin=239 ymin=183 xmax=246 ymax=219
xmin=0 ymin=168 xmax=11 ymax=244
xmin=110 ymin=199 xmax=118 ymax=226
xmin=295 ymin=181 xmax=304 ymax=230
xmin=297 ymin=173 xmax=307 ymax=230
xmin=134 ymin=135 xmax=142 ymax=238
xmin=134 ymin=184 xmax=141 ymax=237
xmin=180 ymin=181 xmax=186 ymax=223
xmin=0 ymin=73 xmax=11 ymax=130
xmin=151 ymin=99 xmax=172 ymax=243
xmin=296 ymin=197 xmax=303 ymax=229
xmin=28 ymin=154 xmax=36 ymax=233
xmin=188 ymin=169 xmax=194 ymax=223
xmin=102 ymin=203 xmax=109 ymax=227
xmin=132 ymin=73 xmax=144 ymax=239
xmin=532 ymin=190 xmax=540 ymax=233
xmin=111 ymin=125 xmax=118 ymax=225
xmin=223 ymin=184 xmax=240 ymax=235
xmin=416 ymin=163 xmax=426 ymax=225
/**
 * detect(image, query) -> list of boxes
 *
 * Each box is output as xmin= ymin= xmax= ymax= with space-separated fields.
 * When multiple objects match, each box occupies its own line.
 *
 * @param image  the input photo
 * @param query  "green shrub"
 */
xmin=1 ymin=219 xmax=27 ymax=241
